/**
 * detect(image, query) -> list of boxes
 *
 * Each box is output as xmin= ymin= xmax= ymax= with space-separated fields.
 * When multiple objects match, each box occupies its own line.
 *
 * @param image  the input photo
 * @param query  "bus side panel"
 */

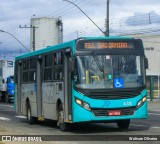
xmin=42 ymin=82 xmax=64 ymax=120
xmin=16 ymin=62 xmax=22 ymax=114
xmin=14 ymin=84 xmax=18 ymax=112
xmin=21 ymin=83 xmax=37 ymax=117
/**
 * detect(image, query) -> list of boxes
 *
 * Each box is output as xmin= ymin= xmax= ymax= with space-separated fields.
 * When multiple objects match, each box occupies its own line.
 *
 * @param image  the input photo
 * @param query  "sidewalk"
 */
xmin=147 ymin=100 xmax=160 ymax=112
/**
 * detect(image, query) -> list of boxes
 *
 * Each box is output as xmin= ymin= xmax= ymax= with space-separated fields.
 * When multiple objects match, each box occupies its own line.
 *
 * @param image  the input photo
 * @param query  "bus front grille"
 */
xmin=88 ymin=92 xmax=137 ymax=99
xmin=91 ymin=107 xmax=135 ymax=116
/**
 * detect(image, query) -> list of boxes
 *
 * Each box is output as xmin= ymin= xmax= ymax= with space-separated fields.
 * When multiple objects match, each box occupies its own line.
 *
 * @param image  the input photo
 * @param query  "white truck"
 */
xmin=0 ymin=60 xmax=14 ymax=103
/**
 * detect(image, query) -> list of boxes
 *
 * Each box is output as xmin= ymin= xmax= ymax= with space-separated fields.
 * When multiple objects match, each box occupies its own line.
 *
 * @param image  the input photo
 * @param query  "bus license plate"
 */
xmin=108 ymin=110 xmax=121 ymax=116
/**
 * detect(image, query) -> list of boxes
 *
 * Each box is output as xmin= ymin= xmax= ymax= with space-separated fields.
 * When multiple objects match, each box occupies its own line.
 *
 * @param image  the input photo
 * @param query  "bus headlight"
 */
xmin=75 ymin=98 xmax=90 ymax=111
xmin=137 ymin=97 xmax=147 ymax=108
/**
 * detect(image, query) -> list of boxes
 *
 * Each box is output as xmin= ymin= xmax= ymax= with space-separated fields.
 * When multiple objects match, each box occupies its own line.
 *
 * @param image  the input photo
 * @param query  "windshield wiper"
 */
xmin=118 ymin=50 xmax=131 ymax=71
xmin=91 ymin=50 xmax=103 ymax=72
xmin=91 ymin=50 xmax=105 ymax=81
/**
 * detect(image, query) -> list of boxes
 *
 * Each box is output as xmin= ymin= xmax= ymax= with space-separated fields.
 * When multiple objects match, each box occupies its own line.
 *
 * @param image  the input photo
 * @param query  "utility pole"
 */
xmin=19 ymin=25 xmax=38 ymax=51
xmin=63 ymin=0 xmax=110 ymax=37
xmin=106 ymin=0 xmax=110 ymax=36
xmin=56 ymin=19 xmax=63 ymax=44
xmin=63 ymin=0 xmax=105 ymax=36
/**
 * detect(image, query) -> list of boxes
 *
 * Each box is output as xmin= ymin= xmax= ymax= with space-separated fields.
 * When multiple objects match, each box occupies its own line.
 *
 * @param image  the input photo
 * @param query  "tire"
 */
xmin=117 ymin=119 xmax=130 ymax=129
xmin=27 ymin=102 xmax=37 ymax=124
xmin=1 ymin=92 xmax=5 ymax=102
xmin=57 ymin=103 xmax=68 ymax=132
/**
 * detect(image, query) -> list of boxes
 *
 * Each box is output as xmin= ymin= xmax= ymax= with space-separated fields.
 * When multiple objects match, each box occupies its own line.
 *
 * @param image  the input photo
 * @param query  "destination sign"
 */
xmin=76 ymin=39 xmax=143 ymax=51
xmin=84 ymin=42 xmax=131 ymax=49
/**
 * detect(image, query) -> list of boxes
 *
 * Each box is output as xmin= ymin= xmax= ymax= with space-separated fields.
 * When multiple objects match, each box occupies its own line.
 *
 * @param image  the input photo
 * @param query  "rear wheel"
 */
xmin=57 ymin=103 xmax=68 ymax=132
xmin=27 ymin=102 xmax=37 ymax=124
xmin=117 ymin=119 xmax=130 ymax=129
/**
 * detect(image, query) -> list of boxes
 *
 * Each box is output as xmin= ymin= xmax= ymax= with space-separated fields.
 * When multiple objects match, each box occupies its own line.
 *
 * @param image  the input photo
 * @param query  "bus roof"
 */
xmin=15 ymin=36 xmax=139 ymax=60
xmin=15 ymin=40 xmax=76 ymax=60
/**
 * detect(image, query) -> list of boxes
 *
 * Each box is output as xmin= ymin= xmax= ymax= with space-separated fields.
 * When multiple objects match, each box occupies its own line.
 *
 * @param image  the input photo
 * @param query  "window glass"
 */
xmin=54 ymin=66 xmax=63 ymax=80
xmin=30 ymin=58 xmax=36 ymax=69
xmin=45 ymin=55 xmax=53 ymax=67
xmin=53 ymin=52 xmax=63 ymax=80
xmin=54 ymin=53 xmax=63 ymax=65
xmin=23 ymin=60 xmax=29 ymax=70
xmin=74 ymin=55 xmax=145 ymax=89
xmin=23 ymin=72 xmax=28 ymax=82
xmin=44 ymin=68 xmax=52 ymax=81
xmin=29 ymin=71 xmax=36 ymax=81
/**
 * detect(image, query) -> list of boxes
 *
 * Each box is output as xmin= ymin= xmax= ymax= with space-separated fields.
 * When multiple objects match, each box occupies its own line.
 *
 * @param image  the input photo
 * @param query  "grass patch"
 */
xmin=0 ymin=142 xmax=5 ymax=144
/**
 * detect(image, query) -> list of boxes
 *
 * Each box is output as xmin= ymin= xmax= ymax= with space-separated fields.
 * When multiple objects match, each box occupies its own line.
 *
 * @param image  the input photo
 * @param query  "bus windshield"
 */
xmin=74 ymin=54 xmax=145 ymax=89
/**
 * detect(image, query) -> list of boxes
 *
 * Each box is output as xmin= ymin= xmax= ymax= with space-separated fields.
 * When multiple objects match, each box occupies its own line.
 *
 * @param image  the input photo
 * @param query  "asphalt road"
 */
xmin=0 ymin=101 xmax=160 ymax=144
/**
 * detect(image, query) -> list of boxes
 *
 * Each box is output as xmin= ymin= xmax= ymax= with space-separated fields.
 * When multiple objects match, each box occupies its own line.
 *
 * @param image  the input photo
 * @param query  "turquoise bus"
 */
xmin=14 ymin=36 xmax=148 ymax=131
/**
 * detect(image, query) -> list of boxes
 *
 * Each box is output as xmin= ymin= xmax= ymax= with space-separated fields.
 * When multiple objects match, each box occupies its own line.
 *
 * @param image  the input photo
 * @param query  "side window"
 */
xmin=23 ymin=60 xmax=29 ymax=82
xmin=29 ymin=58 xmax=36 ymax=82
xmin=54 ymin=52 xmax=63 ymax=80
xmin=22 ymin=58 xmax=36 ymax=83
xmin=44 ymin=55 xmax=53 ymax=81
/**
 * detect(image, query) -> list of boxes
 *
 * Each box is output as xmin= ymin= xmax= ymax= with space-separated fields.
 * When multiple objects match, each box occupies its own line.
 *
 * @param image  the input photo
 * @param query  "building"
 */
xmin=30 ymin=17 xmax=63 ymax=51
xmin=137 ymin=34 xmax=160 ymax=99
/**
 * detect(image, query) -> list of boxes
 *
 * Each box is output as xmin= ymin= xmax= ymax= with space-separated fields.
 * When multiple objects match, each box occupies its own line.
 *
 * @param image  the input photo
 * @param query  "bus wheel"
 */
xmin=27 ymin=102 xmax=36 ymax=124
xmin=117 ymin=119 xmax=130 ymax=129
xmin=58 ymin=104 xmax=67 ymax=132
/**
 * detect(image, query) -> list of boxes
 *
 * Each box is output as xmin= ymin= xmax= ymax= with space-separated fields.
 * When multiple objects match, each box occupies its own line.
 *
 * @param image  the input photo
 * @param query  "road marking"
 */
xmin=131 ymin=124 xmax=146 ymax=127
xmin=8 ymin=105 xmax=14 ymax=108
xmin=2 ymin=104 xmax=14 ymax=108
xmin=15 ymin=115 xmax=26 ymax=119
xmin=0 ymin=110 xmax=14 ymax=112
xmin=131 ymin=124 xmax=160 ymax=129
xmin=148 ymin=112 xmax=160 ymax=116
xmin=0 ymin=117 xmax=10 ymax=121
xmin=151 ymin=126 xmax=160 ymax=129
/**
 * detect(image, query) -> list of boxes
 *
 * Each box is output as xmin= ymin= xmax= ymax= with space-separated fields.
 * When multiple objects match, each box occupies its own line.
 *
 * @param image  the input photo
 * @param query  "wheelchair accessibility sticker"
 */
xmin=114 ymin=78 xmax=124 ymax=88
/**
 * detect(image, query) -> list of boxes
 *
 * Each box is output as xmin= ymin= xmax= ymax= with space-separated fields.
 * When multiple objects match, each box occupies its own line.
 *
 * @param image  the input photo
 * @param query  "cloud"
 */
xmin=1 ymin=0 xmax=160 ymax=60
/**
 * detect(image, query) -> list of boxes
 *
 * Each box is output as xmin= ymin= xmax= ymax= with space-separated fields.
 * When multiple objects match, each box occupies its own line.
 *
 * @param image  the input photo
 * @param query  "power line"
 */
xmin=0 ymin=30 xmax=30 ymax=52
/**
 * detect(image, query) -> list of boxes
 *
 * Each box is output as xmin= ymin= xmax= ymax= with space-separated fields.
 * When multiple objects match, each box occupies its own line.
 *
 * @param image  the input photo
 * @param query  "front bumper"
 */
xmin=73 ymin=101 xmax=147 ymax=122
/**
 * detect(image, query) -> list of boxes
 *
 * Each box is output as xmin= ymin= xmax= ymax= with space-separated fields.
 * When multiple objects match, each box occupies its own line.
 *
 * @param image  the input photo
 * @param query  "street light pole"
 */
xmin=158 ymin=50 xmax=160 ymax=99
xmin=0 ymin=30 xmax=30 ymax=52
xmin=63 ymin=0 xmax=106 ymax=36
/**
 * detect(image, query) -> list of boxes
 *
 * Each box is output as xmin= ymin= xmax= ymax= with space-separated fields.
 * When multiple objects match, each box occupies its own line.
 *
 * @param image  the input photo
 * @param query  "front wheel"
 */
xmin=117 ymin=119 xmax=130 ymax=129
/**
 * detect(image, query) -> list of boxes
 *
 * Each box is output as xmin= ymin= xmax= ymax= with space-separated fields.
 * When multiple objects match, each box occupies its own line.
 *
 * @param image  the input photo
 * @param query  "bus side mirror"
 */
xmin=144 ymin=57 xmax=148 ymax=69
xmin=71 ymin=70 xmax=78 ymax=81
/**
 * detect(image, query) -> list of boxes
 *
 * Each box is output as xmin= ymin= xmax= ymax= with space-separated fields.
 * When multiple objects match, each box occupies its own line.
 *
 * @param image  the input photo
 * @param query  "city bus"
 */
xmin=14 ymin=36 xmax=148 ymax=131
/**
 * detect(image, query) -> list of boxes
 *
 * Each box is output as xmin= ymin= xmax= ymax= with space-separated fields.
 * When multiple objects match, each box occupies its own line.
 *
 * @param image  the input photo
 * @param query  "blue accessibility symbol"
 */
xmin=114 ymin=78 xmax=124 ymax=88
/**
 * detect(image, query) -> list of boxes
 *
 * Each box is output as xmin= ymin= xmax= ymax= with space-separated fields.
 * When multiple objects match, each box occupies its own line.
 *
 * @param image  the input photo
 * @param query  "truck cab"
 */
xmin=6 ymin=75 xmax=14 ymax=102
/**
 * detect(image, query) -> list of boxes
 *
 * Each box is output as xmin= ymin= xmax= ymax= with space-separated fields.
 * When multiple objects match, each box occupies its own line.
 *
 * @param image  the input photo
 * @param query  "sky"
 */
xmin=0 ymin=0 xmax=160 ymax=60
